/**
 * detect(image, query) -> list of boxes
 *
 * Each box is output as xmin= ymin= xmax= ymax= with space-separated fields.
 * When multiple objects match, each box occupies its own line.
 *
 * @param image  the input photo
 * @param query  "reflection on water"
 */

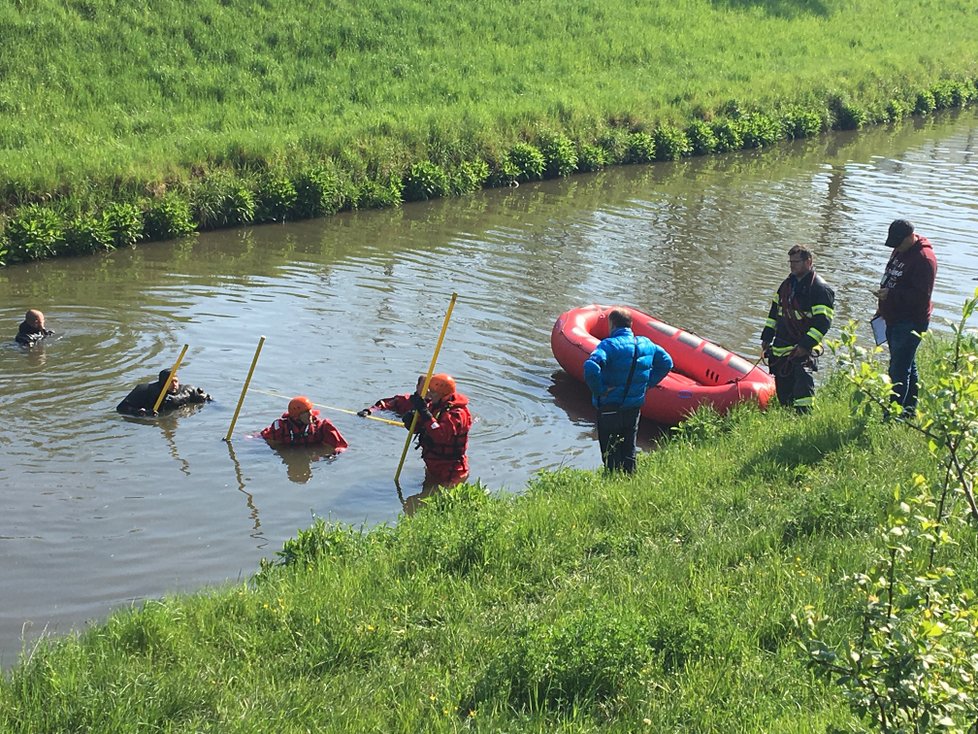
xmin=224 ymin=441 xmax=265 ymax=545
xmin=268 ymin=445 xmax=341 ymax=485
xmin=1 ymin=109 xmax=977 ymax=665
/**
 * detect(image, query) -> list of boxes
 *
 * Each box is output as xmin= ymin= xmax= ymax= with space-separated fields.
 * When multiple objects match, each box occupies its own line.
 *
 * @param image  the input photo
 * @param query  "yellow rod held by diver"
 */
xmin=225 ymin=336 xmax=266 ymax=442
xmin=395 ymin=291 xmax=458 ymax=486
xmin=152 ymin=344 xmax=189 ymax=414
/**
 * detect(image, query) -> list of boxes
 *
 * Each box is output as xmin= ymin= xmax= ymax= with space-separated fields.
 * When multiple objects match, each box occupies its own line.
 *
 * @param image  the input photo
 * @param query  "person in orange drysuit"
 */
xmin=358 ymin=373 xmax=472 ymax=487
xmin=260 ymin=396 xmax=348 ymax=451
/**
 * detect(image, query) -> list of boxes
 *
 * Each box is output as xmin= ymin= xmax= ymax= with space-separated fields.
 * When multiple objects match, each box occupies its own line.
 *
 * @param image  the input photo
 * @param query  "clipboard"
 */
xmin=870 ymin=315 xmax=887 ymax=346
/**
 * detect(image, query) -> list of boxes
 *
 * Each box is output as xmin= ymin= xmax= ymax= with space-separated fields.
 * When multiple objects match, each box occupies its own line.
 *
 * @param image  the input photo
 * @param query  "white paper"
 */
xmin=870 ymin=315 xmax=887 ymax=346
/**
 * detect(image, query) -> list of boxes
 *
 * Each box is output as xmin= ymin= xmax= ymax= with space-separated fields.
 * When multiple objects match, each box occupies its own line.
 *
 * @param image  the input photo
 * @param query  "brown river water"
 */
xmin=1 ymin=110 xmax=976 ymax=665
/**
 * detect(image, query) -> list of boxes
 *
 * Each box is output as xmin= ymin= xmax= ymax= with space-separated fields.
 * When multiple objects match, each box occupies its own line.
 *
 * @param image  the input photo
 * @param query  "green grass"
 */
xmin=1 ymin=0 xmax=978 ymax=262
xmin=3 ymin=362 xmax=973 ymax=732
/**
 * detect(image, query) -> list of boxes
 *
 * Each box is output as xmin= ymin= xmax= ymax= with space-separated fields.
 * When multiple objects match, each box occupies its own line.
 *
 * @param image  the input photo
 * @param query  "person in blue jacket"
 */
xmin=584 ymin=307 xmax=673 ymax=473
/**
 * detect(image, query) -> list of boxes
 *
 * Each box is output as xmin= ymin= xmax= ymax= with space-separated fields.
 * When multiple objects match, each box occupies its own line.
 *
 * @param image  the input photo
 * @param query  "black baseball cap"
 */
xmin=884 ymin=219 xmax=914 ymax=248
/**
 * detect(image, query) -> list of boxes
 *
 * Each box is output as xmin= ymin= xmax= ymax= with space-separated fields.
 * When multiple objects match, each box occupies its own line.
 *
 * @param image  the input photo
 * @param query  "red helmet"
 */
xmin=427 ymin=374 xmax=456 ymax=399
xmin=288 ymin=396 xmax=313 ymax=418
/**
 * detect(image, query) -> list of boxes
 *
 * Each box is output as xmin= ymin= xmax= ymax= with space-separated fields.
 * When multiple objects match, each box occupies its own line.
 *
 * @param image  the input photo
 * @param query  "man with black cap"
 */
xmin=872 ymin=218 xmax=938 ymax=418
xmin=116 ymin=369 xmax=212 ymax=416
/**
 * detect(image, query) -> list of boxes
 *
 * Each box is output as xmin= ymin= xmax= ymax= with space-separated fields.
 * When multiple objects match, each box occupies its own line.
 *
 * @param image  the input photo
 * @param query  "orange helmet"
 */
xmin=427 ymin=374 xmax=456 ymax=399
xmin=288 ymin=396 xmax=314 ymax=418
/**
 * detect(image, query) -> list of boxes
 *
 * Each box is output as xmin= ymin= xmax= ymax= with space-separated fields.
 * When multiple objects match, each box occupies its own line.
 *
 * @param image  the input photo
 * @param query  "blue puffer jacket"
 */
xmin=584 ymin=327 xmax=673 ymax=410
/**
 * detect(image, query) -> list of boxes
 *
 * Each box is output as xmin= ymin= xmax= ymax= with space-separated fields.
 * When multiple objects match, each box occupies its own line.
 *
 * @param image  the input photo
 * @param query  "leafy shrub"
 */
xmin=950 ymin=79 xmax=976 ymax=106
xmin=711 ymin=120 xmax=743 ymax=152
xmin=354 ymin=175 xmax=402 ymax=209
xmin=930 ymin=80 xmax=957 ymax=110
xmin=273 ymin=519 xmax=367 ymax=568
xmin=486 ymin=157 xmax=520 ymax=188
xmin=624 ymin=131 xmax=656 ymax=163
xmin=402 ymin=161 xmax=450 ymax=201
xmin=295 ymin=164 xmax=350 ymax=218
xmin=538 ymin=132 xmax=578 ymax=178
xmin=830 ymin=97 xmax=868 ymax=130
xmin=914 ymin=89 xmax=936 ymax=115
xmin=103 ymin=202 xmax=143 ymax=248
xmin=739 ymin=112 xmax=784 ymax=147
xmin=143 ymin=194 xmax=195 ymax=241
xmin=255 ymin=173 xmax=298 ymax=222
xmin=576 ymin=143 xmax=607 ymax=172
xmin=448 ymin=159 xmax=489 ymax=195
xmin=5 ymin=204 xmax=65 ymax=260
xmin=507 ymin=142 xmax=546 ymax=182
xmin=228 ymin=186 xmax=257 ymax=224
xmin=398 ymin=484 xmax=499 ymax=577
xmin=672 ymin=405 xmax=727 ymax=442
xmin=781 ymin=106 xmax=824 ymax=139
xmin=885 ymin=95 xmax=913 ymax=121
xmin=191 ymin=171 xmax=255 ymax=228
xmin=686 ymin=120 xmax=718 ymax=155
xmin=63 ymin=212 xmax=113 ymax=255
xmin=653 ymin=126 xmax=692 ymax=160
xmin=596 ymin=127 xmax=631 ymax=165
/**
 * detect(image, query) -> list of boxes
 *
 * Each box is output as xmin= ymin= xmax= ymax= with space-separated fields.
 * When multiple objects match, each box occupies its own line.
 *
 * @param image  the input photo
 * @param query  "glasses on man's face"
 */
xmin=789 ymin=259 xmax=806 ymax=264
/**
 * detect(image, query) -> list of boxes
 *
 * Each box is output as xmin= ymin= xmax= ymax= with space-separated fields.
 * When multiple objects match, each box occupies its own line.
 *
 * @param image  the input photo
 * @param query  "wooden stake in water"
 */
xmin=394 ymin=292 xmax=458 ymax=487
xmin=224 ymin=336 xmax=265 ymax=442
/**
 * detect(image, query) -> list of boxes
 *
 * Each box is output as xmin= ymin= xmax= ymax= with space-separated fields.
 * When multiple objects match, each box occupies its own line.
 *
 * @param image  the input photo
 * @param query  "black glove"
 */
xmin=402 ymin=409 xmax=416 ymax=429
xmin=357 ymin=408 xmax=371 ymax=418
xmin=409 ymin=392 xmax=427 ymax=412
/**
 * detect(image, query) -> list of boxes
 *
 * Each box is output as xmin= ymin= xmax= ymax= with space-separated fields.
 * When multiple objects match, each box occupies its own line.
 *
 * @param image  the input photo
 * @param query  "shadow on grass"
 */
xmin=742 ymin=416 xmax=870 ymax=478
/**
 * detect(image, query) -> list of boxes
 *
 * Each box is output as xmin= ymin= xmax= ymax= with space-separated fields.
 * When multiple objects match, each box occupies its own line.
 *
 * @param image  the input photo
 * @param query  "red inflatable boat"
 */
xmin=551 ymin=305 xmax=776 ymax=425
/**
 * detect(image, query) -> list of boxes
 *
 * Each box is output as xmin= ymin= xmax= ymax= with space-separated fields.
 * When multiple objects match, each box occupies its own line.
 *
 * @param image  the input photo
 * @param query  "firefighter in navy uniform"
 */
xmin=760 ymin=245 xmax=835 ymax=413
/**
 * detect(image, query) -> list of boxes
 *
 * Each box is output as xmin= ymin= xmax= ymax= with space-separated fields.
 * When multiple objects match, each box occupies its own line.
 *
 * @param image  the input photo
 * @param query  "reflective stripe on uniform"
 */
xmin=811 ymin=304 xmax=834 ymax=318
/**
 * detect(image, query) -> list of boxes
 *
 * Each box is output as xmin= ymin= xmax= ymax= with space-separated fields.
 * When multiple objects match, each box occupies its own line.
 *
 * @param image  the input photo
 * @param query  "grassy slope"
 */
xmin=2 ymin=0 xmax=978 ymax=197
xmin=2 ymin=367 xmax=974 ymax=732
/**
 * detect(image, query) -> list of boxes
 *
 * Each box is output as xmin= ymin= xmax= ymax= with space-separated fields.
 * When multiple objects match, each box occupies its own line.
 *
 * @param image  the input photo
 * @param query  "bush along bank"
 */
xmin=1 ymin=76 xmax=977 ymax=267
xmin=797 ymin=295 xmax=978 ymax=731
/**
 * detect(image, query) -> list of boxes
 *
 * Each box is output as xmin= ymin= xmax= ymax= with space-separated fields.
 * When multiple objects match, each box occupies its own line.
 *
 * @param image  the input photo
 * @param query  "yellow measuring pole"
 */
xmin=224 ymin=336 xmax=266 ymax=442
xmin=152 ymin=344 xmax=189 ymax=414
xmin=394 ymin=292 xmax=458 ymax=487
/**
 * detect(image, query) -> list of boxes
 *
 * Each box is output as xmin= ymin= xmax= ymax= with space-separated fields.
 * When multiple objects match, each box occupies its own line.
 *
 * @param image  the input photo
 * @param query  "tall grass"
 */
xmin=1 ymin=0 xmax=978 ymax=263
xmin=1 ymin=358 xmax=966 ymax=731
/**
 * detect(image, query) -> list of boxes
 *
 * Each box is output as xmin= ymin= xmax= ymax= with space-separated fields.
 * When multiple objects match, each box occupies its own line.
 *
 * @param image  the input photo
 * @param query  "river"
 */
xmin=1 ymin=109 xmax=976 ymax=665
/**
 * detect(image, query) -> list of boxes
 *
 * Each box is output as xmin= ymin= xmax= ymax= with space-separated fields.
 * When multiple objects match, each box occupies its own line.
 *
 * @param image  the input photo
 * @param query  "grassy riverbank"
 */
xmin=2 ymin=0 xmax=978 ymax=263
xmin=3 ymin=342 xmax=976 ymax=732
